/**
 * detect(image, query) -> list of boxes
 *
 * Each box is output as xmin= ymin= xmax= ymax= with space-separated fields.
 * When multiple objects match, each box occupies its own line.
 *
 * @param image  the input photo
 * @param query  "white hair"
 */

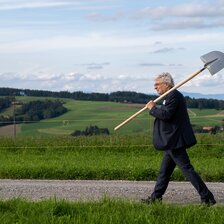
xmin=155 ymin=72 xmax=174 ymax=87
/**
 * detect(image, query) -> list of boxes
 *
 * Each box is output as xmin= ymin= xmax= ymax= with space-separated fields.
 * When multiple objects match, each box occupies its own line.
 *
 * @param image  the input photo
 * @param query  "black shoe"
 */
xmin=201 ymin=196 xmax=216 ymax=206
xmin=141 ymin=197 xmax=162 ymax=204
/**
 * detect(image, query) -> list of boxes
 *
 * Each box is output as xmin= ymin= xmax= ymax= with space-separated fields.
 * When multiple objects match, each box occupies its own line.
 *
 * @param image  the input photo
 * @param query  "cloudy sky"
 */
xmin=0 ymin=0 xmax=224 ymax=95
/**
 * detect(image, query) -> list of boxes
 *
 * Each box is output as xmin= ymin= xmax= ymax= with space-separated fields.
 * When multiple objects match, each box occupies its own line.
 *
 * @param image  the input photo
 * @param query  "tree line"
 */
xmin=0 ymin=99 xmax=67 ymax=126
xmin=0 ymin=87 xmax=224 ymax=109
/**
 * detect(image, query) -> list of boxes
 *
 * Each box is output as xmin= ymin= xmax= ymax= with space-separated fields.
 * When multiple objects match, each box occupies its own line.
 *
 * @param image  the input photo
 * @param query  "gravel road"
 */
xmin=0 ymin=180 xmax=223 ymax=204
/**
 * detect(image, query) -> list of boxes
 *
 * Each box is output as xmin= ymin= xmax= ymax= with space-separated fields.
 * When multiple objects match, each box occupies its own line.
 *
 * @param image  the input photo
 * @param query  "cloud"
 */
xmin=136 ymin=2 xmax=224 ymax=19
xmin=87 ymin=65 xmax=103 ymax=70
xmin=154 ymin=41 xmax=163 ymax=45
xmin=139 ymin=63 xmax=165 ymax=67
xmin=133 ymin=1 xmax=224 ymax=30
xmin=0 ymin=0 xmax=77 ymax=10
xmin=151 ymin=47 xmax=185 ymax=54
xmin=0 ymin=0 xmax=113 ymax=11
xmin=79 ymin=62 xmax=110 ymax=70
xmin=0 ymin=35 xmax=121 ymax=53
xmin=152 ymin=48 xmax=174 ymax=54
xmin=139 ymin=63 xmax=183 ymax=67
xmin=86 ymin=12 xmax=125 ymax=22
xmin=151 ymin=18 xmax=223 ymax=31
xmin=1 ymin=32 xmax=222 ymax=54
xmin=169 ymin=64 xmax=183 ymax=67
xmin=0 ymin=71 xmax=151 ymax=93
xmin=181 ymin=72 xmax=224 ymax=94
xmin=1 ymin=69 xmax=223 ymax=94
xmin=0 ymin=71 xmax=61 ymax=82
xmin=189 ymin=72 xmax=224 ymax=87
xmin=218 ymin=0 xmax=224 ymax=5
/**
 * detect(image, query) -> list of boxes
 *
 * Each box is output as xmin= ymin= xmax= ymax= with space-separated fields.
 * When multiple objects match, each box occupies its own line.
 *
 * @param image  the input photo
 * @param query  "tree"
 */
xmin=71 ymin=125 xmax=110 ymax=136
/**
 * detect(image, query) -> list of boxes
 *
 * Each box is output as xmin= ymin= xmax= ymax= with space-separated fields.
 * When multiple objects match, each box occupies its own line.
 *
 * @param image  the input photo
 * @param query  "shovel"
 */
xmin=114 ymin=51 xmax=224 ymax=131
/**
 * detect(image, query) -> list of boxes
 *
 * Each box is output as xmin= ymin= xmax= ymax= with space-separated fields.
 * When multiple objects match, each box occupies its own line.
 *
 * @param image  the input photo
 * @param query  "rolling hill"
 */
xmin=0 ymin=96 xmax=223 ymax=137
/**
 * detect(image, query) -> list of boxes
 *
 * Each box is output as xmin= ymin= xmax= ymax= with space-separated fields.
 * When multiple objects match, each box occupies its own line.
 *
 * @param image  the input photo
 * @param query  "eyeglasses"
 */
xmin=154 ymin=82 xmax=164 ymax=87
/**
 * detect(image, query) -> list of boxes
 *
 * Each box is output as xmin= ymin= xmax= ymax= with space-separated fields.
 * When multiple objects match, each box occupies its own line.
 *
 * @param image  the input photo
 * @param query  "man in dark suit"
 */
xmin=142 ymin=72 xmax=216 ymax=205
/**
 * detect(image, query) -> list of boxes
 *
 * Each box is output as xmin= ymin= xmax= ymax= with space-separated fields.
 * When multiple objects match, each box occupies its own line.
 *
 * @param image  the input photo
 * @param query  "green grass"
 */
xmin=0 ymin=134 xmax=223 ymax=181
xmin=0 ymin=198 xmax=223 ymax=224
xmin=1 ymin=97 xmax=223 ymax=136
xmin=14 ymin=99 xmax=154 ymax=136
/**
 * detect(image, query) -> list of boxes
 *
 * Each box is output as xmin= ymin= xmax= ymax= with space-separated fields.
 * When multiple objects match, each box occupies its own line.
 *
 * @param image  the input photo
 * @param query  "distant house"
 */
xmin=202 ymin=126 xmax=217 ymax=134
xmin=19 ymin=91 xmax=26 ymax=96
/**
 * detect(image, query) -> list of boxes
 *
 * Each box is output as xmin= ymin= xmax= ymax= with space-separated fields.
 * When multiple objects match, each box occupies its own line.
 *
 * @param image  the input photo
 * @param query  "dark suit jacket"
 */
xmin=149 ymin=89 xmax=196 ymax=150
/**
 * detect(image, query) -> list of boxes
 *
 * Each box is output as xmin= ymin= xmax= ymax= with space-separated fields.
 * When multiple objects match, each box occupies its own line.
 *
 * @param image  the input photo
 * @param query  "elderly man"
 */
xmin=142 ymin=72 xmax=216 ymax=205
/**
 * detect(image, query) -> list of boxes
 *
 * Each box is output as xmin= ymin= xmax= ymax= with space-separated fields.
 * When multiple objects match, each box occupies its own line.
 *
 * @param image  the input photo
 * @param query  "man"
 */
xmin=142 ymin=72 xmax=216 ymax=205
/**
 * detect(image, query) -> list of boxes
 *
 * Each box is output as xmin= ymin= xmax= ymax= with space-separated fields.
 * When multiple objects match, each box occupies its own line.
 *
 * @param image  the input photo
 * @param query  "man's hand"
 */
xmin=146 ymin=101 xmax=155 ymax=110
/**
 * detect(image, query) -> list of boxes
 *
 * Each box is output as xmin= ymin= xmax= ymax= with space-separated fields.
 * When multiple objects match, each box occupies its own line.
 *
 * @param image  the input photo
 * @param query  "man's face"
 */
xmin=154 ymin=79 xmax=170 ymax=95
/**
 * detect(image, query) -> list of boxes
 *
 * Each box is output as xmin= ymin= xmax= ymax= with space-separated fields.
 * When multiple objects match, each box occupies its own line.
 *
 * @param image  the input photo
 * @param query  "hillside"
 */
xmin=0 ymin=96 xmax=223 ymax=137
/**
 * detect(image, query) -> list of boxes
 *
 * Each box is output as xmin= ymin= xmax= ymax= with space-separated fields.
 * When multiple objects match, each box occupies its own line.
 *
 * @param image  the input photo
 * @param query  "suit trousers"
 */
xmin=151 ymin=148 xmax=213 ymax=201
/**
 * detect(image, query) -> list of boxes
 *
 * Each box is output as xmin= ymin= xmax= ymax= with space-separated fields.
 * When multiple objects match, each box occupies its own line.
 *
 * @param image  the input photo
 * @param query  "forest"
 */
xmin=0 ymin=87 xmax=224 ymax=110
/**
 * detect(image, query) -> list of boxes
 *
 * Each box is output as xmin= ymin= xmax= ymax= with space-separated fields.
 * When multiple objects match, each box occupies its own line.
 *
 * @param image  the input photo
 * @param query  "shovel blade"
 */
xmin=200 ymin=51 xmax=224 ymax=75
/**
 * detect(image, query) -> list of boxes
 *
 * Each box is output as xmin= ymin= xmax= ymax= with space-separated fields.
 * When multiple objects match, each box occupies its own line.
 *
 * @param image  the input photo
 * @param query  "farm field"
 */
xmin=0 ymin=96 xmax=223 ymax=137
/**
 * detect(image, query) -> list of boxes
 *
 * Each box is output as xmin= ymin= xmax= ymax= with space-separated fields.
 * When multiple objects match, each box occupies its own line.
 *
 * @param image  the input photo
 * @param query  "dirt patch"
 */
xmin=0 ymin=124 xmax=21 ymax=137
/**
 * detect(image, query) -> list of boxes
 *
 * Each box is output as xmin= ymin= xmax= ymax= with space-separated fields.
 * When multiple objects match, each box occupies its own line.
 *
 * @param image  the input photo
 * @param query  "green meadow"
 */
xmin=0 ymin=96 xmax=223 ymax=181
xmin=0 ymin=96 xmax=223 ymax=136
xmin=0 ymin=134 xmax=223 ymax=181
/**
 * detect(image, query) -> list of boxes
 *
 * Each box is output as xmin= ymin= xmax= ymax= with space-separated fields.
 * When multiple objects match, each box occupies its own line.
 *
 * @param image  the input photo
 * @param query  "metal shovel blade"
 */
xmin=200 ymin=51 xmax=224 ymax=75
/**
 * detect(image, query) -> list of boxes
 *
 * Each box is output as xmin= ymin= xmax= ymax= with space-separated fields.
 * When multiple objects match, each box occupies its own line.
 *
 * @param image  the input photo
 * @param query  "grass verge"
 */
xmin=0 ymin=134 xmax=223 ymax=181
xmin=0 ymin=198 xmax=224 ymax=224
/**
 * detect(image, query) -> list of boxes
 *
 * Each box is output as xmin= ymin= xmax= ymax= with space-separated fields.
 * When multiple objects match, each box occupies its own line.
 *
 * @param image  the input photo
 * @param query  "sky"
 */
xmin=0 ymin=0 xmax=224 ymax=96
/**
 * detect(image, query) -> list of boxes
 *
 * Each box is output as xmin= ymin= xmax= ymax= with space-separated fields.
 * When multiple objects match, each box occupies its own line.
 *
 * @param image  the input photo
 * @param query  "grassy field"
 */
xmin=0 ymin=96 xmax=223 ymax=137
xmin=0 ymin=97 xmax=223 ymax=223
xmin=0 ymin=198 xmax=224 ymax=224
xmin=0 ymin=134 xmax=223 ymax=181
